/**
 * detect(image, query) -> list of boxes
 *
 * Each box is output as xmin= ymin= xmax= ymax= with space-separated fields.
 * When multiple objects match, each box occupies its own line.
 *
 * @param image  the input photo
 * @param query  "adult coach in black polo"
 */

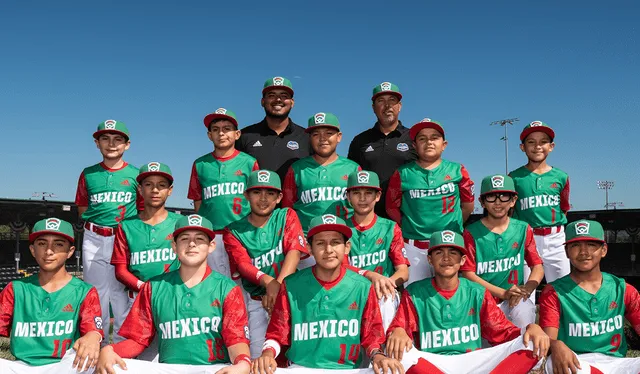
xmin=236 ymin=76 xmax=311 ymax=182
xmin=348 ymin=82 xmax=416 ymax=218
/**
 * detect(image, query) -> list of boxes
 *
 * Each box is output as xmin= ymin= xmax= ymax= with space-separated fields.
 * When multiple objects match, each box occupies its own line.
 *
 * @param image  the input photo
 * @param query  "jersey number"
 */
xmin=335 ymin=205 xmax=349 ymax=219
xmin=441 ymin=196 xmax=455 ymax=214
xmin=610 ymin=333 xmax=622 ymax=352
xmin=507 ymin=270 xmax=519 ymax=286
xmin=338 ymin=343 xmax=360 ymax=364
xmin=115 ymin=205 xmax=126 ymax=223
xmin=551 ymin=208 xmax=556 ymax=224
xmin=232 ymin=198 xmax=242 ymax=215
xmin=374 ymin=266 xmax=383 ymax=275
xmin=52 ymin=339 xmax=72 ymax=358
xmin=207 ymin=338 xmax=226 ymax=361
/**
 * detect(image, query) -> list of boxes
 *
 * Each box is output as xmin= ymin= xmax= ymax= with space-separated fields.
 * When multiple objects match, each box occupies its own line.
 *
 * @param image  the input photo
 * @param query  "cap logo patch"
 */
xmin=575 ymin=222 xmax=590 ymax=235
xmin=530 ymin=121 xmax=543 ymax=127
xmin=397 ymin=143 xmax=409 ymax=152
xmin=441 ymin=230 xmax=456 ymax=243
xmin=321 ymin=214 xmax=337 ymax=224
xmin=147 ymin=162 xmax=160 ymax=172
xmin=45 ymin=218 xmax=61 ymax=231
xmin=273 ymin=77 xmax=284 ymax=86
xmin=314 ymin=113 xmax=326 ymax=125
xmin=257 ymin=171 xmax=270 ymax=183
xmin=287 ymin=140 xmax=299 ymax=150
xmin=104 ymin=119 xmax=116 ymax=130
xmin=214 ymin=108 xmax=227 ymax=114
xmin=421 ymin=118 xmax=432 ymax=123
xmin=380 ymin=82 xmax=392 ymax=91
xmin=357 ymin=171 xmax=370 ymax=184
xmin=491 ymin=175 xmax=505 ymax=188
xmin=188 ymin=215 xmax=203 ymax=226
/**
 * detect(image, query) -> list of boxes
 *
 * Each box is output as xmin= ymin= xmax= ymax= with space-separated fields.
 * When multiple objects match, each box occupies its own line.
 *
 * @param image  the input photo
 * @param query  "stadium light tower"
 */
xmin=597 ymin=180 xmax=615 ymax=210
xmin=490 ymin=118 xmax=519 ymax=174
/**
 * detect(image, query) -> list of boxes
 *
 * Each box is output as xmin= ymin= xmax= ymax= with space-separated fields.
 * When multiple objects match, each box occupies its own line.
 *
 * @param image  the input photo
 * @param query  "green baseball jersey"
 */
xmin=388 ymin=160 xmax=474 ymax=240
xmin=188 ymin=150 xmax=258 ymax=230
xmin=7 ymin=276 xmax=100 ymax=366
xmin=283 ymin=156 xmax=360 ymax=233
xmin=553 ymin=273 xmax=627 ymax=357
xmin=285 ymin=268 xmax=370 ymax=369
xmin=225 ymin=208 xmax=306 ymax=297
xmin=75 ymin=163 xmax=140 ymax=227
xmin=407 ymin=278 xmax=483 ymax=355
xmin=509 ymin=166 xmax=570 ymax=228
xmin=347 ymin=216 xmax=410 ymax=277
xmin=111 ymin=212 xmax=182 ymax=282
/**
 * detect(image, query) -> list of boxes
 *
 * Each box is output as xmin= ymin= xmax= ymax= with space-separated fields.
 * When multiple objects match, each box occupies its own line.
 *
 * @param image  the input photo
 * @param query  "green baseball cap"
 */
xmin=262 ymin=76 xmax=294 ymax=96
xmin=409 ymin=118 xmax=445 ymax=140
xmin=173 ymin=214 xmax=216 ymax=241
xmin=307 ymin=214 xmax=352 ymax=240
xmin=137 ymin=162 xmax=173 ymax=184
xmin=306 ymin=112 xmax=341 ymax=133
xmin=428 ymin=230 xmax=465 ymax=254
xmin=346 ymin=170 xmax=381 ymax=191
xmin=565 ymin=220 xmax=605 ymax=245
xmin=29 ymin=218 xmax=75 ymax=244
xmin=372 ymin=81 xmax=402 ymax=101
xmin=203 ymin=108 xmax=238 ymax=129
xmin=93 ymin=119 xmax=130 ymax=140
xmin=520 ymin=120 xmax=555 ymax=142
xmin=480 ymin=174 xmax=516 ymax=196
xmin=246 ymin=170 xmax=282 ymax=192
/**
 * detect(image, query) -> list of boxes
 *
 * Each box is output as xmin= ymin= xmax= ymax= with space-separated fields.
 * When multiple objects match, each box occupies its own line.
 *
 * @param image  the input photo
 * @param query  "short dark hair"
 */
xmin=208 ymin=118 xmax=236 ymax=132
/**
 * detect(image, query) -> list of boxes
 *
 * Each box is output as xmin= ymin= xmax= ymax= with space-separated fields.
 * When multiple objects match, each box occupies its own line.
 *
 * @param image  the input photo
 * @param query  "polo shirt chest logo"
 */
xmin=365 ymin=145 xmax=374 ymax=152
xmin=397 ymin=143 xmax=409 ymax=152
xmin=252 ymin=140 xmax=263 ymax=147
xmin=287 ymin=141 xmax=299 ymax=150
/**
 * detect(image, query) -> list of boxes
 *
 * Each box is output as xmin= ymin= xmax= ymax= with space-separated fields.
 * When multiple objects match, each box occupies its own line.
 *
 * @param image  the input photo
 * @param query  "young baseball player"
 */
xmin=539 ymin=220 xmax=640 ymax=374
xmin=386 ymin=230 xmax=549 ymax=374
xmin=188 ymin=108 xmax=259 ymax=278
xmin=510 ymin=121 xmax=571 ymax=285
xmin=251 ymin=214 xmax=403 ymax=374
xmin=386 ymin=118 xmax=474 ymax=284
xmin=345 ymin=170 xmax=410 ymax=330
xmin=75 ymin=119 xmax=141 ymax=343
xmin=0 ymin=218 xmax=103 ymax=372
xmin=110 ymin=162 xmax=181 ymax=360
xmin=96 ymin=214 xmax=251 ymax=374
xmin=223 ymin=169 xmax=308 ymax=358
xmin=460 ymin=174 xmax=544 ymax=330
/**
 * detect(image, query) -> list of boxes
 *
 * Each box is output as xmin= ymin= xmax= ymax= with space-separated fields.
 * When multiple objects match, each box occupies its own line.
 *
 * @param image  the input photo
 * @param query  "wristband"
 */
xmin=262 ymin=339 xmax=281 ymax=358
xmin=234 ymin=353 xmax=251 ymax=366
xmin=369 ymin=348 xmax=386 ymax=360
xmin=88 ymin=330 xmax=103 ymax=343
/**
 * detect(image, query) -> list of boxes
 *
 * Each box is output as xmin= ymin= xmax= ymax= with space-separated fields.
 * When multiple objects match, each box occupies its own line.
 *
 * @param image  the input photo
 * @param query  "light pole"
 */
xmin=597 ymin=181 xmax=615 ymax=210
xmin=490 ymin=118 xmax=519 ymax=174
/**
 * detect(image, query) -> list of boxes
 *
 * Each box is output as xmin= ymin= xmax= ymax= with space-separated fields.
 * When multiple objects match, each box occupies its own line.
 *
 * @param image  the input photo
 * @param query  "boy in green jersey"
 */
xmin=386 ymin=119 xmax=475 ymax=285
xmin=346 ymin=170 xmax=410 ymax=331
xmin=386 ymin=230 xmax=549 ymax=374
xmin=252 ymin=215 xmax=403 ymax=373
xmin=0 ymin=218 xmax=103 ymax=372
xmin=223 ymin=169 xmax=308 ymax=358
xmin=188 ymin=108 xmax=259 ymax=278
xmin=539 ymin=220 xmax=640 ymax=374
xmin=460 ymin=174 xmax=544 ymax=330
xmin=96 ymin=215 xmax=251 ymax=374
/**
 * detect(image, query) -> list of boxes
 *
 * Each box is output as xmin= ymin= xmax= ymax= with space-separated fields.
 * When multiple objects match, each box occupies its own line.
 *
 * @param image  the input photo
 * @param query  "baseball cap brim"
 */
xmin=245 ymin=185 xmax=282 ymax=193
xmin=203 ymin=114 xmax=238 ymax=128
xmin=520 ymin=127 xmax=555 ymax=142
xmin=346 ymin=185 xmax=382 ymax=192
xmin=410 ymin=122 xmax=445 ymax=140
xmin=93 ymin=129 xmax=129 ymax=140
xmin=262 ymin=86 xmax=294 ymax=96
xmin=29 ymin=231 xmax=75 ymax=244
xmin=564 ymin=237 xmax=606 ymax=245
xmin=136 ymin=171 xmax=174 ymax=184
xmin=307 ymin=224 xmax=353 ymax=240
xmin=173 ymin=226 xmax=217 ymax=241
xmin=428 ymin=243 xmax=465 ymax=254
xmin=305 ymin=124 xmax=340 ymax=133
xmin=372 ymin=91 xmax=402 ymax=102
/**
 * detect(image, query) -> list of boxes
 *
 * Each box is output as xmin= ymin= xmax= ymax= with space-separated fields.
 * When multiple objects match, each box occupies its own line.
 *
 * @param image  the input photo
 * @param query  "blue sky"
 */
xmin=0 ymin=1 xmax=638 ymax=211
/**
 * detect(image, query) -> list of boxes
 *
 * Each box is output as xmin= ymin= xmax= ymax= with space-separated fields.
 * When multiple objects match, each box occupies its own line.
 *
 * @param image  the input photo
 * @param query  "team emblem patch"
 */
xmin=299 ymin=235 xmax=305 ymax=247
xmin=491 ymin=175 xmax=505 ymax=188
xmin=272 ymin=76 xmax=284 ymax=86
xmin=420 ymin=118 xmax=432 ymax=123
xmin=380 ymin=82 xmax=392 ymax=91
xmin=530 ymin=121 xmax=543 ymax=127
xmin=287 ymin=140 xmax=299 ymax=150
xmin=397 ymin=143 xmax=409 ymax=152
xmin=104 ymin=119 xmax=116 ymax=130
xmin=214 ymin=108 xmax=227 ymax=114
xmin=45 ymin=218 xmax=61 ymax=231
xmin=314 ymin=113 xmax=326 ymax=125
xmin=357 ymin=171 xmax=370 ymax=184
xmin=94 ymin=316 xmax=103 ymax=330
xmin=257 ymin=170 xmax=270 ymax=183
xmin=147 ymin=162 xmax=160 ymax=172
xmin=188 ymin=215 xmax=203 ymax=226
xmin=244 ymin=325 xmax=250 ymax=339
xmin=441 ymin=230 xmax=456 ymax=243
xmin=321 ymin=214 xmax=337 ymax=224
xmin=575 ymin=222 xmax=590 ymax=235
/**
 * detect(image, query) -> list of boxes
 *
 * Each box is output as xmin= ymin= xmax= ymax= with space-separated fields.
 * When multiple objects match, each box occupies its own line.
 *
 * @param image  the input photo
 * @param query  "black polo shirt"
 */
xmin=236 ymin=118 xmax=312 ymax=182
xmin=347 ymin=121 xmax=417 ymax=218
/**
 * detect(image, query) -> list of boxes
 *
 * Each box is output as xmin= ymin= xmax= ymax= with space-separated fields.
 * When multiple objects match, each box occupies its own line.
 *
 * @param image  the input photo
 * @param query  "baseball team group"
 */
xmin=1 ymin=77 xmax=639 ymax=374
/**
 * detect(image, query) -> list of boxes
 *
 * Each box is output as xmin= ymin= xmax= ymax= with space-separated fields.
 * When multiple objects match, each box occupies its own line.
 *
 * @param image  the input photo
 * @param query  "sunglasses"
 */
xmin=483 ymin=193 xmax=515 ymax=203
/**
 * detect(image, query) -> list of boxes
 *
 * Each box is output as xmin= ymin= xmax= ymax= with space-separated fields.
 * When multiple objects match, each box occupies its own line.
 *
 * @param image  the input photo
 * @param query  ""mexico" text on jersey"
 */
xmin=203 ymin=182 xmax=245 ymax=200
xmin=300 ymin=187 xmax=346 ymax=204
xmin=294 ymin=319 xmax=359 ymax=341
xmin=158 ymin=316 xmax=222 ymax=340
xmin=252 ymin=241 xmax=283 ymax=269
xmin=13 ymin=320 xmax=74 ymax=338
xmin=130 ymin=248 xmax=176 ymax=265
xmin=409 ymin=183 xmax=456 ymax=199
xmin=518 ymin=195 xmax=559 ymax=211
xmin=420 ymin=324 xmax=480 ymax=349
xmin=477 ymin=254 xmax=521 ymax=275
xmin=350 ymin=250 xmax=386 ymax=268
xmin=90 ymin=192 xmax=133 ymax=205
xmin=568 ymin=315 xmax=623 ymax=337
